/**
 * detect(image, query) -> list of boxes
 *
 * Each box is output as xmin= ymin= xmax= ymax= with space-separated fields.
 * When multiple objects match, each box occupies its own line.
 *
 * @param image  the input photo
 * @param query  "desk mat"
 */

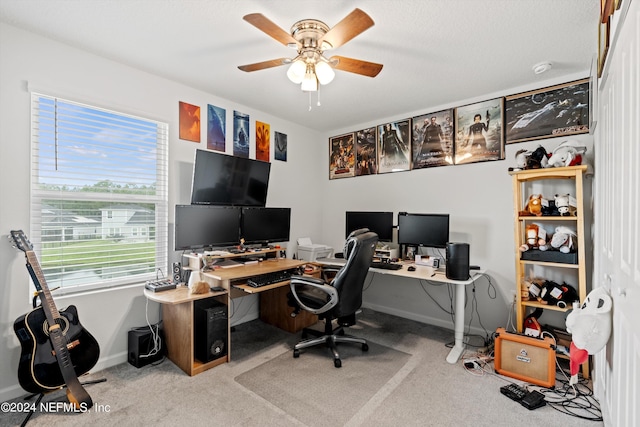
xmin=235 ymin=341 xmax=411 ymax=426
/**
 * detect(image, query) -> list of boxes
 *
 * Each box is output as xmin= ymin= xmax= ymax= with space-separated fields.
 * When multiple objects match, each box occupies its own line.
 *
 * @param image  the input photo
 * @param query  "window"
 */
xmin=30 ymin=93 xmax=168 ymax=294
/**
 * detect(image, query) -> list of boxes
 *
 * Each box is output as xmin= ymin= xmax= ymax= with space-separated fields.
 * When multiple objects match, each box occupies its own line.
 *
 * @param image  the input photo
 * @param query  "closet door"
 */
xmin=594 ymin=2 xmax=639 ymax=425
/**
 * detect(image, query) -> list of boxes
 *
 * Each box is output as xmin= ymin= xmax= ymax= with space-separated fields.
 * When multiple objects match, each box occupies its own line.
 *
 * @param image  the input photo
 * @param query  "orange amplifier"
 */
xmin=494 ymin=327 xmax=556 ymax=388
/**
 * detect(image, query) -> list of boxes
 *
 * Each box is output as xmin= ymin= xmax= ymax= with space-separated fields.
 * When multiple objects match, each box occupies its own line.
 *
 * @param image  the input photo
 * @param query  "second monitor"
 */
xmin=345 ymin=211 xmax=393 ymax=241
xmin=241 ymin=207 xmax=291 ymax=246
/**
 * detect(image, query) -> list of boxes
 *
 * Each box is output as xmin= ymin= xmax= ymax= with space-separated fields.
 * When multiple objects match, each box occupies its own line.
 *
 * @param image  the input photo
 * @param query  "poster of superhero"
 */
xmin=355 ymin=127 xmax=377 ymax=176
xmin=329 ymin=132 xmax=355 ymax=179
xmin=411 ymin=109 xmax=454 ymax=169
xmin=377 ymin=119 xmax=411 ymax=173
xmin=454 ymin=97 xmax=504 ymax=165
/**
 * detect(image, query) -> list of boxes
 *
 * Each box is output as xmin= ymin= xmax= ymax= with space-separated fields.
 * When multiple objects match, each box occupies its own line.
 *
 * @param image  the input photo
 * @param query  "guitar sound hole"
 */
xmin=42 ymin=316 xmax=70 ymax=336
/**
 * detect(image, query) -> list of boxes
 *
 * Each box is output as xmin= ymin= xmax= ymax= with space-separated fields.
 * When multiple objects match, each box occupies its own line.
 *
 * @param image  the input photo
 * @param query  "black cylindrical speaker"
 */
xmin=446 ymin=242 xmax=470 ymax=281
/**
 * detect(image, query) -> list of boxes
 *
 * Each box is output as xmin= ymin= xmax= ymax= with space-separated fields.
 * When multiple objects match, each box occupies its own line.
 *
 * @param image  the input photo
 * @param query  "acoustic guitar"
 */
xmin=11 ymin=230 xmax=99 ymax=409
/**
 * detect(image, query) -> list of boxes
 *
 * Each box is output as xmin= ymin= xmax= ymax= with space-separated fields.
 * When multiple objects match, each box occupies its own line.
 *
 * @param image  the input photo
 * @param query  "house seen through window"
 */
xmin=30 ymin=93 xmax=169 ymax=294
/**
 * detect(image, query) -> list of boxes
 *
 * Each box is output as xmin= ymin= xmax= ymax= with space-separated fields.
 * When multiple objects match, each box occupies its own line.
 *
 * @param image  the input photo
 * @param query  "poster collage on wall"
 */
xmin=329 ymin=78 xmax=590 ymax=179
xmin=178 ymin=101 xmax=288 ymax=163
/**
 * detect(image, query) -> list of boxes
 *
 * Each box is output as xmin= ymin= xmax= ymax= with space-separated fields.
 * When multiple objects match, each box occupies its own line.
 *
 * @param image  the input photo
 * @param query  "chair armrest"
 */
xmin=289 ymin=275 xmax=338 ymax=315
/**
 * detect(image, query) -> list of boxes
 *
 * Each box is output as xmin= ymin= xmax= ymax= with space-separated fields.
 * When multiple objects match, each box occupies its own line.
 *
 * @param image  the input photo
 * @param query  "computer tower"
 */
xmin=446 ymin=242 xmax=470 ymax=281
xmin=128 ymin=325 xmax=164 ymax=368
xmin=194 ymin=300 xmax=228 ymax=363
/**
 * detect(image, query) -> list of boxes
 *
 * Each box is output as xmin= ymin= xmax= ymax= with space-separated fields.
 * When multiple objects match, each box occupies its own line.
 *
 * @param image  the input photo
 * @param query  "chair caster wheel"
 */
xmin=293 ymin=349 xmax=300 ymax=358
xmin=334 ymin=358 xmax=342 ymax=368
xmin=362 ymin=343 xmax=369 ymax=352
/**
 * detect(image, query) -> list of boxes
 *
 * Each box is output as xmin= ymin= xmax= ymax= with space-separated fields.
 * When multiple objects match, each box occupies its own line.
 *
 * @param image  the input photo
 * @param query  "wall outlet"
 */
xmin=510 ymin=290 xmax=517 ymax=303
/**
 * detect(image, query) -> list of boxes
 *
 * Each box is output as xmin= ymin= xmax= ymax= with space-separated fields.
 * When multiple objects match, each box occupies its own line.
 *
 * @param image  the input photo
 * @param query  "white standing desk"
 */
xmin=318 ymin=258 xmax=485 ymax=364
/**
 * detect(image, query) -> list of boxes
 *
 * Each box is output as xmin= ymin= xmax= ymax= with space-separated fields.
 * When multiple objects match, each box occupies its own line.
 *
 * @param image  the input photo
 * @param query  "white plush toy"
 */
xmin=550 ymin=226 xmax=577 ymax=253
xmin=565 ymin=287 xmax=613 ymax=384
xmin=546 ymin=140 xmax=587 ymax=168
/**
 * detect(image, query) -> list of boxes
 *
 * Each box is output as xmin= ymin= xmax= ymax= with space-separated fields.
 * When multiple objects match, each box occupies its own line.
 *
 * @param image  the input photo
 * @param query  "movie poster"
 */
xmin=355 ymin=127 xmax=377 ymax=175
xmin=179 ymin=101 xmax=200 ymax=143
xmin=329 ymin=133 xmax=355 ymax=179
xmin=233 ymin=110 xmax=249 ymax=158
xmin=377 ymin=119 xmax=411 ymax=173
xmin=256 ymin=121 xmax=270 ymax=162
xmin=207 ymin=104 xmax=225 ymax=152
xmin=454 ymin=98 xmax=504 ymax=165
xmin=411 ymin=109 xmax=454 ymax=169
xmin=274 ymin=131 xmax=287 ymax=161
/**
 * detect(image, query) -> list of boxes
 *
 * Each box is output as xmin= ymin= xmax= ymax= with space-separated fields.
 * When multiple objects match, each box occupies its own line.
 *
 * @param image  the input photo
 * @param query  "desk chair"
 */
xmin=289 ymin=229 xmax=378 ymax=367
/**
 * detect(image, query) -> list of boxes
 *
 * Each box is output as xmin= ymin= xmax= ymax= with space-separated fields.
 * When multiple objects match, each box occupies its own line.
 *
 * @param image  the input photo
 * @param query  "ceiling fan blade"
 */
xmin=319 ymin=8 xmax=374 ymax=49
xmin=243 ymin=13 xmax=299 ymax=47
xmin=238 ymin=58 xmax=289 ymax=72
xmin=330 ymin=56 xmax=383 ymax=77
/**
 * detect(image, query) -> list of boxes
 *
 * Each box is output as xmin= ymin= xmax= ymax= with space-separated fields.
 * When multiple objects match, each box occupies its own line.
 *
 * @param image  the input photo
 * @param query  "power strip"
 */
xmin=145 ymin=279 xmax=176 ymax=292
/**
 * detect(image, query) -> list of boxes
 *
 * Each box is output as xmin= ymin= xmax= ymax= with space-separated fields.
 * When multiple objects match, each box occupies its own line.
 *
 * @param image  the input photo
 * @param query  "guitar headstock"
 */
xmin=10 ymin=230 xmax=34 ymax=253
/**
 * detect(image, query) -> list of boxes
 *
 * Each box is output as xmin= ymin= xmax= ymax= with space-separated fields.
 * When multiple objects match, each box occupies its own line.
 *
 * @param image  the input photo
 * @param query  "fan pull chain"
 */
xmin=317 ymin=86 xmax=321 ymax=107
xmin=308 ymin=91 xmax=312 ymax=111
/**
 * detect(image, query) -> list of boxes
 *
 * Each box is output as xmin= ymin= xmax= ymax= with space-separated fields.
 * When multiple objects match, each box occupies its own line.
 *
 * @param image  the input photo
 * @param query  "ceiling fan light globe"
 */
xmin=286 ymin=60 xmax=306 ymax=84
xmin=315 ymin=61 xmax=335 ymax=85
xmin=301 ymin=72 xmax=318 ymax=92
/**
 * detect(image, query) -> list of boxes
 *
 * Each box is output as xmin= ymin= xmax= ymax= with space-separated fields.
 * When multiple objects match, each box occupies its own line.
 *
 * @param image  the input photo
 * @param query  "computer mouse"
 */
xmin=408 ymin=266 xmax=416 ymax=271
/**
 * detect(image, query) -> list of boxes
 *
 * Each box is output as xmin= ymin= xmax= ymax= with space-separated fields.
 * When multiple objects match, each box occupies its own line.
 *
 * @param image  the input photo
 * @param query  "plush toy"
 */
xmin=565 ymin=287 xmax=613 ymax=384
xmin=554 ymin=193 xmax=576 ymax=216
xmin=550 ymin=226 xmax=577 ymax=253
xmin=519 ymin=194 xmax=544 ymax=216
xmin=523 ymin=276 xmax=546 ymax=301
xmin=526 ymin=145 xmax=549 ymax=169
xmin=538 ymin=280 xmax=579 ymax=308
xmin=546 ymin=140 xmax=587 ymax=168
xmin=508 ymin=149 xmax=531 ymax=172
xmin=519 ymin=223 xmax=547 ymax=252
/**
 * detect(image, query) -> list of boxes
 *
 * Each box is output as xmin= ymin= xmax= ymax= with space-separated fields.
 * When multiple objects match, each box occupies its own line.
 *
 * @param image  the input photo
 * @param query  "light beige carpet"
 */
xmin=235 ymin=340 xmax=411 ymax=427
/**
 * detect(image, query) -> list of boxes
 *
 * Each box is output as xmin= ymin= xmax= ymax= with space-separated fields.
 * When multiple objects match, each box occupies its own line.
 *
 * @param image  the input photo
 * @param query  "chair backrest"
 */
xmin=331 ymin=230 xmax=378 ymax=318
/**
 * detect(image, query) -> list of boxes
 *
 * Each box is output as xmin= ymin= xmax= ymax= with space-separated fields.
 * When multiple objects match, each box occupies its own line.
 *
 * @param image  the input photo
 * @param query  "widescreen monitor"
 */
xmin=174 ymin=205 xmax=241 ymax=250
xmin=345 ymin=211 xmax=394 ymax=241
xmin=397 ymin=212 xmax=450 ymax=248
xmin=241 ymin=207 xmax=291 ymax=246
xmin=190 ymin=149 xmax=271 ymax=206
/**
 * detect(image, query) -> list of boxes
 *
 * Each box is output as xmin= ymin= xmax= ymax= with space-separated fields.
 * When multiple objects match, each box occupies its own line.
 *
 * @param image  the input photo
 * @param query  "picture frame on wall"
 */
xmin=377 ymin=119 xmax=411 ymax=173
xmin=355 ymin=127 xmax=378 ymax=175
xmin=454 ymin=98 xmax=504 ymax=165
xmin=329 ymin=133 xmax=356 ymax=179
xmin=411 ymin=109 xmax=454 ymax=169
xmin=505 ymin=79 xmax=590 ymax=144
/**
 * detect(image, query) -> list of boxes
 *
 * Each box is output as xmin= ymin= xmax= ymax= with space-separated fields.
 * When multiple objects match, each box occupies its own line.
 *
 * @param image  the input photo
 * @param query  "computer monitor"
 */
xmin=397 ymin=212 xmax=450 ymax=248
xmin=345 ymin=211 xmax=393 ymax=241
xmin=241 ymin=207 xmax=291 ymax=246
xmin=174 ymin=205 xmax=241 ymax=250
xmin=190 ymin=149 xmax=271 ymax=206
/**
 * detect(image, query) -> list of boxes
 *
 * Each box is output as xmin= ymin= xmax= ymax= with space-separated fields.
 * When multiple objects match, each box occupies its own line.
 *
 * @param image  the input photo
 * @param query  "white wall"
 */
xmin=0 ymin=23 xmax=324 ymax=401
xmin=0 ymin=21 xmax=595 ymax=402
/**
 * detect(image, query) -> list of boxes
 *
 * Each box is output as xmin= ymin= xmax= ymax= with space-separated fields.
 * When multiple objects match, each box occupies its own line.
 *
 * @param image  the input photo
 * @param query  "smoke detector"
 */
xmin=532 ymin=62 xmax=552 ymax=75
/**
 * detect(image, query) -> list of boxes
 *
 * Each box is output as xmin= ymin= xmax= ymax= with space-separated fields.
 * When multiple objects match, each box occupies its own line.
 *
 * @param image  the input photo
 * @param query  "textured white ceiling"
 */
xmin=0 ymin=0 xmax=600 ymax=132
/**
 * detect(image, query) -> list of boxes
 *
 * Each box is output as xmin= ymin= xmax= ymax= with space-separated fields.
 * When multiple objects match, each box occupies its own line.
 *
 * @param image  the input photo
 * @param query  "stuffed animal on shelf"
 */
xmin=519 ymin=194 xmax=544 ymax=216
xmin=546 ymin=140 xmax=587 ymax=168
xmin=554 ymin=193 xmax=577 ymax=216
xmin=526 ymin=145 xmax=549 ymax=169
xmin=523 ymin=276 xmax=546 ymax=301
xmin=565 ymin=287 xmax=613 ymax=384
xmin=508 ymin=149 xmax=531 ymax=172
xmin=519 ymin=223 xmax=547 ymax=252
xmin=538 ymin=280 xmax=579 ymax=308
xmin=550 ymin=226 xmax=577 ymax=253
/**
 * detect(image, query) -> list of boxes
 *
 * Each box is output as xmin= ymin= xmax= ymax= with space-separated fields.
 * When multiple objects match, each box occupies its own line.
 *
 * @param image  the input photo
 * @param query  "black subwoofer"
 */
xmin=446 ymin=242 xmax=470 ymax=281
xmin=194 ymin=300 xmax=228 ymax=363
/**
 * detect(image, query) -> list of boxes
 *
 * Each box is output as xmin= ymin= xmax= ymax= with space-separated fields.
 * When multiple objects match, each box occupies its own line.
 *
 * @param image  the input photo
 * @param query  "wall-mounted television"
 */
xmin=241 ymin=207 xmax=291 ymax=246
xmin=174 ymin=205 xmax=241 ymax=250
xmin=345 ymin=211 xmax=394 ymax=241
xmin=190 ymin=149 xmax=271 ymax=206
xmin=397 ymin=212 xmax=450 ymax=248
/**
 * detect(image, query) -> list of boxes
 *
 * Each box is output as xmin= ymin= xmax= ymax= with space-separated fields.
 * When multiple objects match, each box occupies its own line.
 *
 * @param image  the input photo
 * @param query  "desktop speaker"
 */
xmin=128 ymin=325 xmax=165 ymax=368
xmin=172 ymin=261 xmax=182 ymax=284
xmin=494 ymin=328 xmax=556 ymax=388
xmin=445 ymin=242 xmax=469 ymax=281
xmin=194 ymin=300 xmax=228 ymax=363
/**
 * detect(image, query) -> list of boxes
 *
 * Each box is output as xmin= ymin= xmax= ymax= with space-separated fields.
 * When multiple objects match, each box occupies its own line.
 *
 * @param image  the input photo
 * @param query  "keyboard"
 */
xmin=145 ymin=279 xmax=176 ymax=292
xmin=370 ymin=261 xmax=403 ymax=270
xmin=246 ymin=269 xmax=295 ymax=288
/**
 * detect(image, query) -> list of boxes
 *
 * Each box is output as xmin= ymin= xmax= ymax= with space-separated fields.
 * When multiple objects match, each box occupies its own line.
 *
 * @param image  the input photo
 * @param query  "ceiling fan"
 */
xmin=238 ymin=8 xmax=383 ymax=92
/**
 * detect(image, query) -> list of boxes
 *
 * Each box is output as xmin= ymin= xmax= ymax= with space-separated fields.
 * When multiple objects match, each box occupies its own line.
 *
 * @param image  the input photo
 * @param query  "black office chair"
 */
xmin=289 ymin=229 xmax=378 ymax=367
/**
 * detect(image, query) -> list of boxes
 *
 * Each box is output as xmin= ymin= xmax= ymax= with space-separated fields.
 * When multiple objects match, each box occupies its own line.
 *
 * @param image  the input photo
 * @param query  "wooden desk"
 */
xmin=319 ymin=258 xmax=484 ymax=364
xmin=145 ymin=257 xmax=312 ymax=376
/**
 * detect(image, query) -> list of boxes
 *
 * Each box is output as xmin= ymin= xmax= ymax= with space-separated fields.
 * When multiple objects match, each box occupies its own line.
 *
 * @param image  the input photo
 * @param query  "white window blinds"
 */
xmin=30 ymin=93 xmax=169 ymax=294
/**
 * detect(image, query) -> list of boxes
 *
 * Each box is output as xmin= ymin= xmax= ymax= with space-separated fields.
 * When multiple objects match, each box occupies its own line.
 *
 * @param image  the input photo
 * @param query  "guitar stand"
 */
xmin=20 ymin=378 xmax=107 ymax=427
